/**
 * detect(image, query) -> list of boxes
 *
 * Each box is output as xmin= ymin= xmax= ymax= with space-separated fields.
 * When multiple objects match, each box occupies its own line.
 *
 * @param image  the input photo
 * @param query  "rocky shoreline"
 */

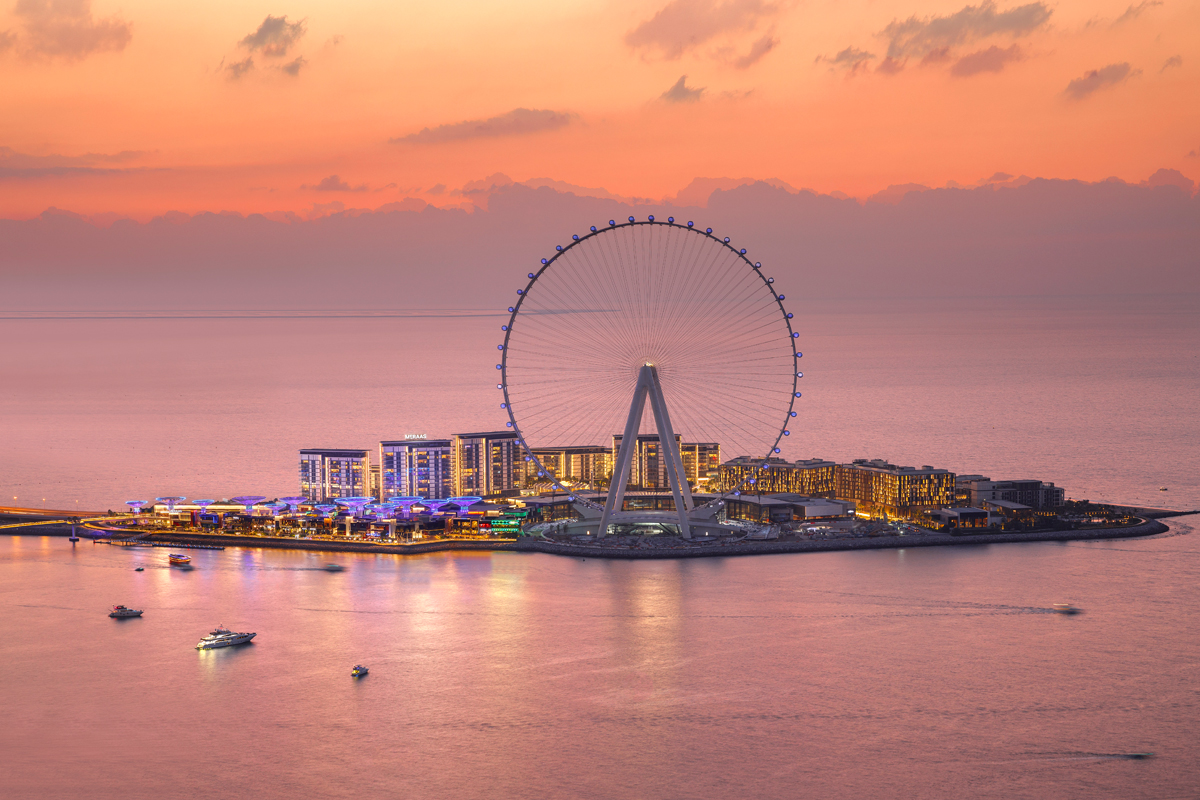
xmin=99 ymin=517 xmax=1174 ymax=559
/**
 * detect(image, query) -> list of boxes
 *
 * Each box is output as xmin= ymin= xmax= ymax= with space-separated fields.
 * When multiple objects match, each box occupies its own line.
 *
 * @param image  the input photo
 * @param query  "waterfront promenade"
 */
xmin=1 ymin=508 xmax=1184 ymax=560
xmin=80 ymin=518 xmax=1173 ymax=559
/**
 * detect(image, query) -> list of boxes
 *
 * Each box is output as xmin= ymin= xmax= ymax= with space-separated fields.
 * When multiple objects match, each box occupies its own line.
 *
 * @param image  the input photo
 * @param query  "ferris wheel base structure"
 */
xmin=583 ymin=364 xmax=747 ymax=539
xmin=559 ymin=506 xmax=746 ymax=539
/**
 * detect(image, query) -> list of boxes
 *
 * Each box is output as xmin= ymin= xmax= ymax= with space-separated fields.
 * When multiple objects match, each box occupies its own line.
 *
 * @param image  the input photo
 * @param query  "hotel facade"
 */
xmin=299 ymin=449 xmax=370 ymax=502
xmin=380 ymin=438 xmax=454 ymax=500
xmin=716 ymin=457 xmax=837 ymax=496
xmin=524 ymin=446 xmax=612 ymax=487
xmin=833 ymin=459 xmax=955 ymax=519
xmin=611 ymin=434 xmax=720 ymax=490
xmin=452 ymin=431 xmax=522 ymax=497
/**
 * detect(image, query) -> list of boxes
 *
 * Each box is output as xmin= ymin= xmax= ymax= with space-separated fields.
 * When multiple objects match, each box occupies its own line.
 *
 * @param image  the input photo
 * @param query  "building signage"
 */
xmin=405 ymin=433 xmax=427 ymax=440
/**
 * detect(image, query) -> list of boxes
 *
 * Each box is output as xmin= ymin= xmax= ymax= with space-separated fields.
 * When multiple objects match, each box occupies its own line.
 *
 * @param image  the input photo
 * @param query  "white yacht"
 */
xmin=195 ymin=626 xmax=256 ymax=649
xmin=109 ymin=604 xmax=143 ymax=618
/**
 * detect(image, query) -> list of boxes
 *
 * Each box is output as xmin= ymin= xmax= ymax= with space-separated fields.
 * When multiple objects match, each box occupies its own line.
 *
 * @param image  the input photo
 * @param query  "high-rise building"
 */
xmin=380 ymin=439 xmax=453 ymax=500
xmin=524 ymin=446 xmax=612 ymax=487
xmin=368 ymin=464 xmax=381 ymax=501
xmin=299 ymin=449 xmax=370 ymax=502
xmin=834 ymin=459 xmax=955 ymax=518
xmin=716 ymin=457 xmax=835 ymax=496
xmin=609 ymin=435 xmax=720 ymax=490
xmin=611 ymin=433 xmax=682 ymax=489
xmin=679 ymin=442 xmax=721 ymax=489
xmin=452 ymin=431 xmax=521 ymax=497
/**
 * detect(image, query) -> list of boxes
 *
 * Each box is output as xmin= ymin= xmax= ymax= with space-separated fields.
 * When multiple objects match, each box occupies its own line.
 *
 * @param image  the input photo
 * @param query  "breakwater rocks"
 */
xmin=139 ymin=518 xmax=1170 ymax=560
xmin=516 ymin=519 xmax=1169 ymax=559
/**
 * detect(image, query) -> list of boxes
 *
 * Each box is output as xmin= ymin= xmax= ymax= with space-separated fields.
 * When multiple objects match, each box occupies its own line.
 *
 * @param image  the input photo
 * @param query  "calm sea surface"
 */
xmin=2 ymin=294 xmax=1199 ymax=797
xmin=1 ymin=294 xmax=1198 ymax=511
xmin=1 ymin=526 xmax=1197 ymax=800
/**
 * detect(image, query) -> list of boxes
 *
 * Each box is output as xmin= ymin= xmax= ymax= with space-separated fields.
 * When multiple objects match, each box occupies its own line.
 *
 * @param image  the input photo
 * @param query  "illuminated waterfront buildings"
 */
xmin=524 ymin=446 xmax=612 ymax=487
xmin=716 ymin=457 xmax=837 ymax=496
xmin=294 ymin=431 xmax=1065 ymax=527
xmin=452 ymin=431 xmax=521 ymax=496
xmin=723 ymin=494 xmax=856 ymax=524
xmin=834 ymin=459 xmax=955 ymax=519
xmin=299 ymin=449 xmax=370 ymax=502
xmin=610 ymin=434 xmax=678 ymax=490
xmin=955 ymin=476 xmax=1065 ymax=510
xmin=679 ymin=442 xmax=721 ymax=489
xmin=609 ymin=435 xmax=720 ymax=490
xmin=381 ymin=438 xmax=453 ymax=500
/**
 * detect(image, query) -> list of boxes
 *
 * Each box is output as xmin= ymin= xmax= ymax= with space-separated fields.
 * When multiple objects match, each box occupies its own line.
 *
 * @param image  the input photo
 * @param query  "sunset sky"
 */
xmin=1 ymin=0 xmax=1197 ymax=218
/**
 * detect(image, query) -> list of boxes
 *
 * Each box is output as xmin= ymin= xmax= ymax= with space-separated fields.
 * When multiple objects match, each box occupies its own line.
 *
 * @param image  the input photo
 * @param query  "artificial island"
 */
xmin=2 ymin=217 xmax=1187 ymax=554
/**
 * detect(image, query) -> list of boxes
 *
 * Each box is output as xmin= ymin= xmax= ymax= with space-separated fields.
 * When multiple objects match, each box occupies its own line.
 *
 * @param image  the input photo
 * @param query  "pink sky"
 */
xmin=1 ymin=0 xmax=1197 ymax=218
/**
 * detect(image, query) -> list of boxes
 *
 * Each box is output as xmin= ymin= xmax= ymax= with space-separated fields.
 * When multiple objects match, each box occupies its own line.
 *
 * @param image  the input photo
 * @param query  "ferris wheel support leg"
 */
xmin=598 ymin=372 xmax=650 ymax=537
xmin=645 ymin=366 xmax=692 ymax=539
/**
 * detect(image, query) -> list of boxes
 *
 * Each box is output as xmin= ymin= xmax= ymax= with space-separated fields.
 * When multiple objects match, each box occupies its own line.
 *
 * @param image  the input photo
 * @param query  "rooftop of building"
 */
xmin=981 ymin=499 xmax=1033 ymax=510
xmin=722 ymin=456 xmax=790 ymax=466
xmin=452 ymin=431 xmax=519 ymax=440
xmin=300 ymin=449 xmax=369 ymax=456
xmin=380 ymin=439 xmax=452 ymax=447
xmin=727 ymin=494 xmax=850 ymax=507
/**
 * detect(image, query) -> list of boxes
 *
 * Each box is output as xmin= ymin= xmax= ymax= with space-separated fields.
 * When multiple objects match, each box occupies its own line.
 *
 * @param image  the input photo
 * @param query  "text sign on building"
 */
xmin=405 ymin=433 xmax=427 ymax=440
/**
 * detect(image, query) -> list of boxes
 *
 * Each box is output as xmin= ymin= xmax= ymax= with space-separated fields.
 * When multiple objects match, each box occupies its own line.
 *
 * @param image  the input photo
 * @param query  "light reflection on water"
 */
xmin=2 ymin=522 xmax=1198 ymax=800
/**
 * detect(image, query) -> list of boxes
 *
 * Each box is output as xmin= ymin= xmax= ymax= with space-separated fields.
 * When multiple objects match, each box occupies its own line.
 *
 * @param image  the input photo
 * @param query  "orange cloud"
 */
xmin=661 ymin=75 xmax=705 ymax=102
xmin=882 ymin=2 xmax=1051 ymax=60
xmin=625 ymin=0 xmax=778 ymax=60
xmin=951 ymin=44 xmax=1024 ymax=76
xmin=5 ymin=0 xmax=131 ymax=60
xmin=392 ymin=109 xmax=576 ymax=145
xmin=239 ymin=15 xmax=306 ymax=58
xmin=1065 ymin=63 xmax=1140 ymax=99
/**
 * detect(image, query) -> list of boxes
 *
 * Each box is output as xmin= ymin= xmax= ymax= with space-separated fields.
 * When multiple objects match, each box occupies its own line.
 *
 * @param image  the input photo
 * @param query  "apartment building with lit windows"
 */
xmin=834 ymin=459 xmax=955 ymax=519
xmin=523 ymin=446 xmax=612 ymax=487
xmin=679 ymin=442 xmax=722 ymax=489
xmin=608 ymin=435 xmax=720 ymax=490
xmin=299 ymin=449 xmax=370 ymax=502
xmin=716 ymin=457 xmax=837 ymax=496
xmin=452 ymin=431 xmax=521 ymax=497
xmin=380 ymin=439 xmax=454 ymax=500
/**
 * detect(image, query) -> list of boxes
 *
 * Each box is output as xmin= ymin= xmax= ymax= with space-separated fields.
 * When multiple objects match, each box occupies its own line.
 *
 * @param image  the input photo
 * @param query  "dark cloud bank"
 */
xmin=1 ymin=177 xmax=1196 ymax=309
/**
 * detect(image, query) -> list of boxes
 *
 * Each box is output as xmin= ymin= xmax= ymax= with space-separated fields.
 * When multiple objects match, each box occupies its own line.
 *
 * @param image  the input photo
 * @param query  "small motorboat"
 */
xmin=135 ymin=567 xmax=144 ymax=571
xmin=351 ymin=664 xmax=369 ymax=678
xmin=1052 ymin=603 xmax=1081 ymax=615
xmin=109 ymin=604 xmax=143 ymax=618
xmin=323 ymin=563 xmax=345 ymax=572
xmin=168 ymin=553 xmax=191 ymax=565
xmin=1159 ymin=487 xmax=1168 ymax=491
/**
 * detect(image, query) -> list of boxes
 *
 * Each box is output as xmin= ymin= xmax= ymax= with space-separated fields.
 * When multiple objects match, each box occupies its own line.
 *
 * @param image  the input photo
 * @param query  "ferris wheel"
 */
xmin=497 ymin=216 xmax=801 ymax=537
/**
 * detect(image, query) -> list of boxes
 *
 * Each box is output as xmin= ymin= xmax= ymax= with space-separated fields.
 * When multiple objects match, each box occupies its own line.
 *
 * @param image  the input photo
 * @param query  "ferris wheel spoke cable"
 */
xmin=517 ymin=378 xmax=632 ymax=440
xmin=524 ymin=266 xmax=642 ymax=361
xmin=662 ymin=275 xmax=774 ymax=359
xmin=516 ymin=376 xmax=633 ymax=433
xmin=568 ymin=245 xmax=643 ymax=358
xmin=501 ymin=220 xmax=797 ymax=507
xmin=536 ymin=250 xmax=637 ymax=354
